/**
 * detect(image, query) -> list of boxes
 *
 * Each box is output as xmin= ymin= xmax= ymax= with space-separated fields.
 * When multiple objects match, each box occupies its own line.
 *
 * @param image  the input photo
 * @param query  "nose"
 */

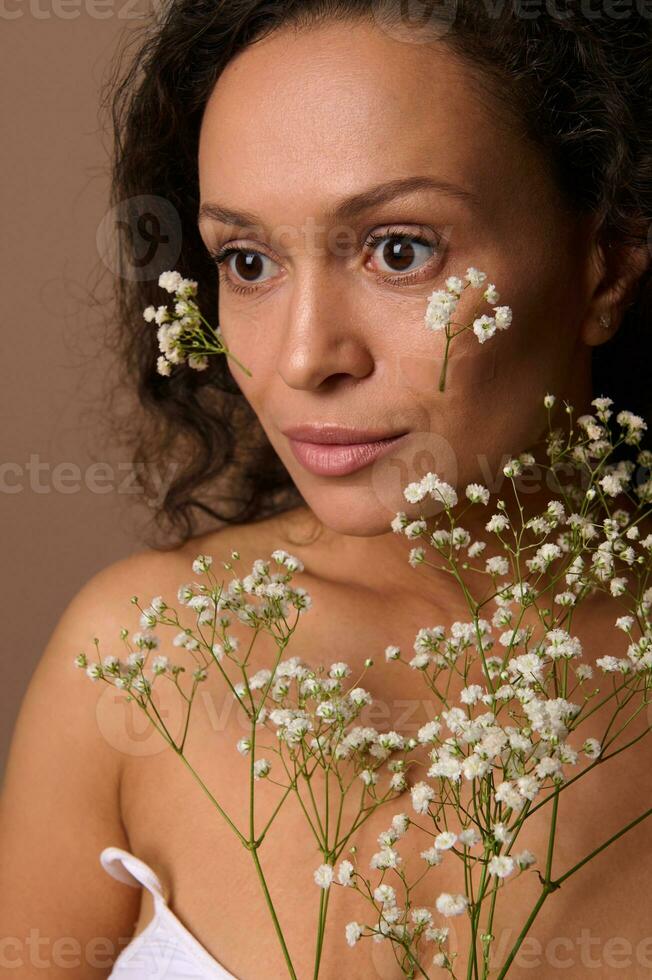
xmin=275 ymin=264 xmax=375 ymax=390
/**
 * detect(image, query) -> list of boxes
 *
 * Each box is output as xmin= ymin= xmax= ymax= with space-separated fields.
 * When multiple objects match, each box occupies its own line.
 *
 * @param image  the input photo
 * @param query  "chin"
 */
xmin=291 ymin=481 xmax=411 ymax=538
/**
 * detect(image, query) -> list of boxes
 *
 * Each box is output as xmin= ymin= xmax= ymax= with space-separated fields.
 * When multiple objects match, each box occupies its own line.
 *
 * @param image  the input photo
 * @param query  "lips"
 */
xmin=286 ymin=432 xmax=408 ymax=477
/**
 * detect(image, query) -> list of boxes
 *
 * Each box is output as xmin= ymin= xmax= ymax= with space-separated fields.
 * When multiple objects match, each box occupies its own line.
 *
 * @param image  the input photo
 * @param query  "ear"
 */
xmin=579 ymin=229 xmax=651 ymax=348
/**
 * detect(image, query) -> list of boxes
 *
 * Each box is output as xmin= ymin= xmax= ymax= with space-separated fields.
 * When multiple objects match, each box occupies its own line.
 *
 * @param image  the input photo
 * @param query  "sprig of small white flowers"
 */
xmin=144 ymin=270 xmax=252 ymax=378
xmin=73 ymin=547 xmax=418 ymax=979
xmin=424 ymin=267 xmax=513 ymax=392
xmin=342 ymin=393 xmax=652 ymax=977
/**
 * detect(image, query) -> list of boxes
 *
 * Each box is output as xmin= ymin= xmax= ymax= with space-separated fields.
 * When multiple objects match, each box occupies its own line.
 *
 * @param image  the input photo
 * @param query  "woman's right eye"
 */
xmin=210 ymin=246 xmax=281 ymax=295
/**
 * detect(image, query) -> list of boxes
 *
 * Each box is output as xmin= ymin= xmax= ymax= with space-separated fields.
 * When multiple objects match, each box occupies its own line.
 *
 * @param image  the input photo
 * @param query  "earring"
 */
xmin=598 ymin=313 xmax=612 ymax=331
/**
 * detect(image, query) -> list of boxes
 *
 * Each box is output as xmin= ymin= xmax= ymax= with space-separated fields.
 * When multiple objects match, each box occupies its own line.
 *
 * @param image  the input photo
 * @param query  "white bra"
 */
xmin=100 ymin=846 xmax=240 ymax=979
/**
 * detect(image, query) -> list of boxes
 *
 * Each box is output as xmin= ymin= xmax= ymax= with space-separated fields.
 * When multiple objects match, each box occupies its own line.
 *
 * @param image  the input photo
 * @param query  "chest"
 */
xmin=118 ymin=587 xmax=652 ymax=979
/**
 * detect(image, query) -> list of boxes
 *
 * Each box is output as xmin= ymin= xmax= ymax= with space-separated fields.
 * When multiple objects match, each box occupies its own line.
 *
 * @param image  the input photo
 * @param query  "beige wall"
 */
xmin=1 ymin=6 xmax=160 ymax=774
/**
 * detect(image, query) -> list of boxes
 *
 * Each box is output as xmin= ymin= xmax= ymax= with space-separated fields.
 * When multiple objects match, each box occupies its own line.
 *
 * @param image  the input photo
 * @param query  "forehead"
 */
xmin=198 ymin=19 xmax=548 ymax=226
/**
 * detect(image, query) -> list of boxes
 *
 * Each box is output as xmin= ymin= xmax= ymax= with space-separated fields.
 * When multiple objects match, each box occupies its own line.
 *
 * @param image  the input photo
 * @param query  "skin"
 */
xmin=196 ymin=16 xmax=645 ymax=616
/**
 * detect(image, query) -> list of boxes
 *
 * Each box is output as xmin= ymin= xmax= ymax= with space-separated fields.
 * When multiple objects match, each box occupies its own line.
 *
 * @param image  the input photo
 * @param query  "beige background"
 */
xmin=1 ymin=6 xmax=162 ymax=775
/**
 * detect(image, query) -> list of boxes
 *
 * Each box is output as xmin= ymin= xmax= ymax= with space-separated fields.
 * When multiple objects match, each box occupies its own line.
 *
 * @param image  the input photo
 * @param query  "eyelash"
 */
xmin=208 ymin=225 xmax=444 ymax=296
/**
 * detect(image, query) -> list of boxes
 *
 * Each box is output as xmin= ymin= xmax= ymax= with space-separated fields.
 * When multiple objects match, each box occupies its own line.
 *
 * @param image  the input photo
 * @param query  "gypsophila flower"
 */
xmin=345 ymin=922 xmax=363 ymax=946
xmin=466 ymin=482 xmax=490 ymax=505
xmin=191 ymin=554 xmax=213 ymax=574
xmin=516 ymin=849 xmax=537 ymax=870
xmin=253 ymin=758 xmax=271 ymax=779
xmin=616 ymin=616 xmax=635 ymax=632
xmin=583 ymin=737 xmax=602 ymax=759
xmin=412 ymin=908 xmax=433 ymax=927
xmin=411 ymin=781 xmax=435 ymax=814
xmin=314 ymin=864 xmax=334 ymax=889
xmin=436 ymin=893 xmax=468 ymax=917
xmin=420 ymin=846 xmax=443 ymax=867
xmin=417 ymin=721 xmax=442 ymax=743
xmin=488 ymin=855 xmax=515 ymax=878
xmin=337 ymin=860 xmax=355 ymax=886
xmin=148 ymin=270 xmax=251 ymax=378
xmin=459 ymin=827 xmax=481 ymax=847
xmin=374 ymin=885 xmax=397 ymax=907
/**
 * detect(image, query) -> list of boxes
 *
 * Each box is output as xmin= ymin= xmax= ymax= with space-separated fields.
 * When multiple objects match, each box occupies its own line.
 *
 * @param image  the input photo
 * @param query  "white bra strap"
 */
xmin=100 ymin=846 xmax=168 ymax=908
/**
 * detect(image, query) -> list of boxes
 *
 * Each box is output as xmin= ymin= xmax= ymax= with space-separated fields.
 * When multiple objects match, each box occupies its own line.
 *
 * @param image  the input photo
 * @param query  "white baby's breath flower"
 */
xmin=494 ymin=306 xmax=512 ymax=330
xmin=582 ymin=737 xmax=602 ymax=759
xmin=420 ymin=846 xmax=443 ymax=866
xmin=615 ymin=615 xmax=634 ymax=632
xmin=191 ymin=554 xmax=213 ymax=574
xmin=515 ymin=849 xmax=536 ymax=870
xmin=314 ymin=864 xmax=334 ymax=889
xmin=446 ymin=275 xmax=464 ymax=294
xmin=486 ymin=513 xmax=509 ymax=533
xmin=411 ymin=781 xmax=435 ymax=814
xmin=253 ymin=758 xmax=271 ymax=779
xmin=488 ymin=855 xmax=515 ymax=878
xmin=472 ymin=314 xmax=497 ymax=343
xmin=345 ymin=922 xmax=363 ymax=946
xmin=156 ymin=356 xmax=172 ymax=376
xmin=465 ymin=267 xmax=487 ymax=288
xmin=466 ymin=482 xmax=490 ymax=505
xmin=459 ymin=827 xmax=481 ymax=847
xmin=411 ymin=908 xmax=433 ymax=927
xmin=460 ymin=684 xmax=484 ymax=705
xmin=159 ymin=270 xmax=184 ymax=293
xmin=391 ymin=813 xmax=410 ymax=836
xmin=374 ymin=883 xmax=396 ymax=905
xmin=435 ymin=892 xmax=468 ymax=917
xmin=337 ymin=860 xmax=355 ymax=886
xmin=492 ymin=821 xmax=513 ymax=845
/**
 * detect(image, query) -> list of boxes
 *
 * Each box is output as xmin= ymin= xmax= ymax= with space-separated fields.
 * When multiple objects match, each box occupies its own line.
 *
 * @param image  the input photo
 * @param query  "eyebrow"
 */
xmin=197 ymin=175 xmax=479 ymax=228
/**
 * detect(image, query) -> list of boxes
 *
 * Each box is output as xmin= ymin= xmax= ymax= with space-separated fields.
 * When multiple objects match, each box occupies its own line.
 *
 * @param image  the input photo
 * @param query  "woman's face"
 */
xmin=197 ymin=18 xmax=603 ymax=537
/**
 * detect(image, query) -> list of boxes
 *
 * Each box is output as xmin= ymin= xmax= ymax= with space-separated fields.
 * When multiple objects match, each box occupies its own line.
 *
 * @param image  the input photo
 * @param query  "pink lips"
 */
xmin=287 ymin=434 xmax=407 ymax=476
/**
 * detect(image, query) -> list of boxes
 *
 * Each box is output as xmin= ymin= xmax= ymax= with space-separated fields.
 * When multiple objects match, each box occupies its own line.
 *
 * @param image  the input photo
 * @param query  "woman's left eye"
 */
xmin=365 ymin=228 xmax=442 ymax=282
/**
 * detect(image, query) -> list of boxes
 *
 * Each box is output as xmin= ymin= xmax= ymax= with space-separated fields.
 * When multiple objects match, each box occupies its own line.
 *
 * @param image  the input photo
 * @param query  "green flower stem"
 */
xmin=495 ymin=884 xmax=553 ymax=980
xmin=194 ymin=309 xmax=253 ymax=377
xmin=438 ymin=328 xmax=454 ymax=392
xmin=403 ymin=943 xmax=433 ymax=979
xmin=313 ymin=884 xmax=331 ymax=980
xmin=249 ymin=844 xmax=298 ymax=979
xmin=555 ymin=802 xmax=652 ymax=886
xmin=174 ymin=748 xmax=247 ymax=846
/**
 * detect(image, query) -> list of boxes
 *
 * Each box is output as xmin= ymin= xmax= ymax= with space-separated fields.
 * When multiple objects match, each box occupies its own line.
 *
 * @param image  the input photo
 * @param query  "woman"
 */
xmin=1 ymin=2 xmax=651 ymax=977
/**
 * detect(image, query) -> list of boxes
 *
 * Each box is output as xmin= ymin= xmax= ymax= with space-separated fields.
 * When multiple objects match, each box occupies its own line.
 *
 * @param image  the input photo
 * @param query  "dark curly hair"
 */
xmin=96 ymin=0 xmax=652 ymax=548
